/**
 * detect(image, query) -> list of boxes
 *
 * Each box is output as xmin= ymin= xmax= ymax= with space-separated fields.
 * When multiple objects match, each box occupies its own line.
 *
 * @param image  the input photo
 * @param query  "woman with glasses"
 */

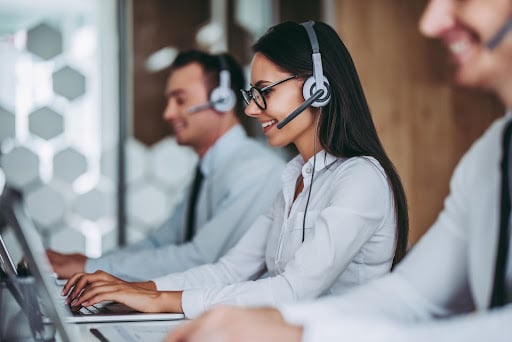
xmin=62 ymin=21 xmax=409 ymax=319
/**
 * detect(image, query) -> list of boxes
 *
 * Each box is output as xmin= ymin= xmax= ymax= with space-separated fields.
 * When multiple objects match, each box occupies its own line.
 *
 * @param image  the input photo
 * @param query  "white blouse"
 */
xmin=279 ymin=114 xmax=512 ymax=342
xmin=152 ymin=151 xmax=398 ymax=318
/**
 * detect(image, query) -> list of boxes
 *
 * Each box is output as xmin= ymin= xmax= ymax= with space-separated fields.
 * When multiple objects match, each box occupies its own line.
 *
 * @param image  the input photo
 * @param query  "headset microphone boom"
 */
xmin=486 ymin=17 xmax=512 ymax=50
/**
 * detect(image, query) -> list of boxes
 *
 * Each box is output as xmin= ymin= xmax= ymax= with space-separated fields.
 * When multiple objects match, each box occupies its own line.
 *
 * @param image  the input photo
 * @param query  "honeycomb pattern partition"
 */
xmin=0 ymin=12 xmax=197 ymax=259
xmin=28 ymin=106 xmax=64 ymax=140
xmin=26 ymin=22 xmax=63 ymax=60
xmin=52 ymin=66 xmax=86 ymax=101
xmin=2 ymin=145 xmax=41 ymax=190
xmin=0 ymin=106 xmax=15 ymax=142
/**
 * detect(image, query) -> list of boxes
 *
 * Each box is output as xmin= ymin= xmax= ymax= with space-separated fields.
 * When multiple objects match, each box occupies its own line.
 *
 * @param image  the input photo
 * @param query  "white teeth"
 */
xmin=173 ymin=122 xmax=185 ymax=131
xmin=261 ymin=120 xmax=276 ymax=128
xmin=449 ymin=40 xmax=469 ymax=55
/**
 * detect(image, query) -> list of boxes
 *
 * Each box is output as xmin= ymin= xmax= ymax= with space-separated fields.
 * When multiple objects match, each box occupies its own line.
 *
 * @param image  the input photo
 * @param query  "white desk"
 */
xmin=73 ymin=319 xmax=186 ymax=341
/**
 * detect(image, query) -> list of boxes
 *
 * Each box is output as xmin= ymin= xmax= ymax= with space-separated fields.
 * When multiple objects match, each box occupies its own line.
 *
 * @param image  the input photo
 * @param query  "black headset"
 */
xmin=188 ymin=54 xmax=236 ymax=114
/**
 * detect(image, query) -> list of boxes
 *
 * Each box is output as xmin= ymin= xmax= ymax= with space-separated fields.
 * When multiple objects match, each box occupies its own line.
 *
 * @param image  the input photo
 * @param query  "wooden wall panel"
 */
xmin=335 ymin=0 xmax=503 ymax=243
xmin=132 ymin=0 xmax=210 ymax=146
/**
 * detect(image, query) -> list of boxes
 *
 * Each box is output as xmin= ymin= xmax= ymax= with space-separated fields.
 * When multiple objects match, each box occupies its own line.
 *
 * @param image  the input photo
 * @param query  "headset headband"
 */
xmin=301 ymin=21 xmax=325 ymax=95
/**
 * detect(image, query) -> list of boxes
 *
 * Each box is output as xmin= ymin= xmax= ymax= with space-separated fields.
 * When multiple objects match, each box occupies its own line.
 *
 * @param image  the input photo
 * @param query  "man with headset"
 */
xmin=47 ymin=50 xmax=285 ymax=281
xmin=166 ymin=1 xmax=512 ymax=341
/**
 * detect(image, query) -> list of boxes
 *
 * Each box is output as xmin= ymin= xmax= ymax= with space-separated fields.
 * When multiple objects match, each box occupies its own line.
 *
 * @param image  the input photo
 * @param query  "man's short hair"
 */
xmin=170 ymin=50 xmax=247 ymax=124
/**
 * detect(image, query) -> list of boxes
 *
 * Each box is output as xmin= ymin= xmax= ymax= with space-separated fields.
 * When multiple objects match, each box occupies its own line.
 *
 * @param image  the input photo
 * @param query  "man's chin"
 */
xmin=174 ymin=134 xmax=188 ymax=146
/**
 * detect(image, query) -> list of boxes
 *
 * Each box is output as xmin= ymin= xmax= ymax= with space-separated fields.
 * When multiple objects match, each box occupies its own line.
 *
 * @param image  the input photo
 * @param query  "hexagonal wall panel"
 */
xmin=0 ymin=106 xmax=15 ymax=142
xmin=75 ymin=187 xmax=114 ymax=221
xmin=1 ymin=145 xmax=40 ymax=189
xmin=100 ymin=139 xmax=147 ymax=184
xmin=53 ymin=147 xmax=88 ymax=183
xmin=148 ymin=137 xmax=197 ymax=189
xmin=26 ymin=22 xmax=63 ymax=60
xmin=25 ymin=184 xmax=66 ymax=229
xmin=127 ymin=183 xmax=169 ymax=228
xmin=52 ymin=66 xmax=86 ymax=101
xmin=28 ymin=106 xmax=64 ymax=140
xmin=126 ymin=139 xmax=147 ymax=184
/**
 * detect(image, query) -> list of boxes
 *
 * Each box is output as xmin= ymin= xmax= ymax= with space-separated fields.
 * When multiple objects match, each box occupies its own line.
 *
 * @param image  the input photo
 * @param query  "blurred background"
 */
xmin=0 ymin=0 xmax=504 ymax=262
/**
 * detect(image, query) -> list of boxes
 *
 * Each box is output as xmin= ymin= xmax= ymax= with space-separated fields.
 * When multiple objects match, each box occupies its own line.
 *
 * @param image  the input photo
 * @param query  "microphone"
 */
xmin=187 ymin=96 xmax=231 ymax=114
xmin=486 ymin=17 xmax=512 ymax=50
xmin=187 ymin=102 xmax=212 ymax=114
xmin=277 ymin=89 xmax=324 ymax=129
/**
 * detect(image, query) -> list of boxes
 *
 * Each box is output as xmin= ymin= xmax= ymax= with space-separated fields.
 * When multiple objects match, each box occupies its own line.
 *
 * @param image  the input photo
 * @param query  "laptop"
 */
xmin=0 ymin=185 xmax=184 ymax=330
xmin=0 ymin=233 xmax=18 ymax=277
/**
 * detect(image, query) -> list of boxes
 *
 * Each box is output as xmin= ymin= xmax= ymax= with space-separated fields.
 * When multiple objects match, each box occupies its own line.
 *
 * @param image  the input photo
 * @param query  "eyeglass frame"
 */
xmin=240 ymin=74 xmax=298 ymax=110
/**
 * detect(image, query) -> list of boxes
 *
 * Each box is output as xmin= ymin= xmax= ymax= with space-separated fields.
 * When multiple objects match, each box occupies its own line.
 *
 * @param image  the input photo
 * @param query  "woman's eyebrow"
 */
xmin=251 ymin=80 xmax=270 ymax=88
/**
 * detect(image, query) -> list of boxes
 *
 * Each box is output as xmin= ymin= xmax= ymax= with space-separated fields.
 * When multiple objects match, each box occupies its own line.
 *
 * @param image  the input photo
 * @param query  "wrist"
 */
xmin=134 ymin=280 xmax=157 ymax=290
xmin=158 ymin=291 xmax=183 ymax=313
xmin=75 ymin=254 xmax=87 ymax=272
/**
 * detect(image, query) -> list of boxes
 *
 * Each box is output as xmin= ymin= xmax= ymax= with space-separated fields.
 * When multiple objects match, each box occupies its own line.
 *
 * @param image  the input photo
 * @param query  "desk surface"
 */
xmin=74 ymin=320 xmax=186 ymax=341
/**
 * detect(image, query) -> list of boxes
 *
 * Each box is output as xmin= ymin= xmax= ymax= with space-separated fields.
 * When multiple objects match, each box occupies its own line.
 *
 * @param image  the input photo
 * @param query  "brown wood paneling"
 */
xmin=279 ymin=0 xmax=321 ymax=23
xmin=335 ymin=0 xmax=503 ymax=244
xmin=132 ymin=0 xmax=210 ymax=146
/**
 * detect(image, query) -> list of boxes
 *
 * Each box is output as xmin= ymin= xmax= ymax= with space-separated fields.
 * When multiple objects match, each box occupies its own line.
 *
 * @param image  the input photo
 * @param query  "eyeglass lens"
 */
xmin=241 ymin=75 xmax=297 ymax=110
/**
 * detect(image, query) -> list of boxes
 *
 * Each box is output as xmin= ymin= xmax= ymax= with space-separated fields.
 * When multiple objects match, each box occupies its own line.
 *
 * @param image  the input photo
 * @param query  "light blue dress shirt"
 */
xmin=85 ymin=125 xmax=285 ymax=281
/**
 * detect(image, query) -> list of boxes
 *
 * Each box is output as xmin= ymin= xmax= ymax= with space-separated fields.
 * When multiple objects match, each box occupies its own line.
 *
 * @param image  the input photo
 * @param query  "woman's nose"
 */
xmin=244 ymin=99 xmax=263 ymax=117
xmin=419 ymin=0 xmax=455 ymax=38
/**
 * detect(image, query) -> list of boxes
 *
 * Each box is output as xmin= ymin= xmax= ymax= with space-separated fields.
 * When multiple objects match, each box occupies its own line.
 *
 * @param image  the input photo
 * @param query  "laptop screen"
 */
xmin=0 ymin=185 xmax=78 ymax=342
xmin=0 ymin=233 xmax=18 ymax=277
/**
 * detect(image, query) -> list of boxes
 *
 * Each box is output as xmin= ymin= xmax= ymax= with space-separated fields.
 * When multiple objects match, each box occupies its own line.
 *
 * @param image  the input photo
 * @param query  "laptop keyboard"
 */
xmin=52 ymin=282 xmax=112 ymax=316
xmin=75 ymin=303 xmax=111 ymax=316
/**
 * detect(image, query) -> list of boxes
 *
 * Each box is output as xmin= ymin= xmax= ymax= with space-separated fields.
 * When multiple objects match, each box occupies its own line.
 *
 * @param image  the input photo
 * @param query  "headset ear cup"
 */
xmin=302 ymin=76 xmax=331 ymax=108
xmin=210 ymin=86 xmax=236 ymax=112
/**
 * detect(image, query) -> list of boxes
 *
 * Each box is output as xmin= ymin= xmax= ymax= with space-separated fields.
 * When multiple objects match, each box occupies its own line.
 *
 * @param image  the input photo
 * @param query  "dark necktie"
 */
xmin=491 ymin=120 xmax=512 ymax=307
xmin=185 ymin=165 xmax=204 ymax=242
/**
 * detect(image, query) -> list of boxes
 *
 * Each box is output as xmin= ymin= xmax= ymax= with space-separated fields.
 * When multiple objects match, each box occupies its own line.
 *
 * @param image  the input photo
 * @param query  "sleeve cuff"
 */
xmin=278 ymin=302 xmax=319 ymax=326
xmin=181 ymin=288 xmax=206 ymax=318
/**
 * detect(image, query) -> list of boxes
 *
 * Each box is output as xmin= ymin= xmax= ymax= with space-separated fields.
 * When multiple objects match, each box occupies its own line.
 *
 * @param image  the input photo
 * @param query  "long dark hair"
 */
xmin=253 ymin=21 xmax=408 ymax=268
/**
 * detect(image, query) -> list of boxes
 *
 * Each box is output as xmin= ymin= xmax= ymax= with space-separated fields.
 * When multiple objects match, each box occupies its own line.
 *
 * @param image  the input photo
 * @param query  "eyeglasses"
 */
xmin=240 ymin=74 xmax=297 ymax=110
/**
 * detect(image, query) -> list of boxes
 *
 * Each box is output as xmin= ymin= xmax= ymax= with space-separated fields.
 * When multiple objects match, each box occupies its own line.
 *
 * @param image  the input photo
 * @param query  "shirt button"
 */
xmin=305 ymin=167 xmax=312 ymax=174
